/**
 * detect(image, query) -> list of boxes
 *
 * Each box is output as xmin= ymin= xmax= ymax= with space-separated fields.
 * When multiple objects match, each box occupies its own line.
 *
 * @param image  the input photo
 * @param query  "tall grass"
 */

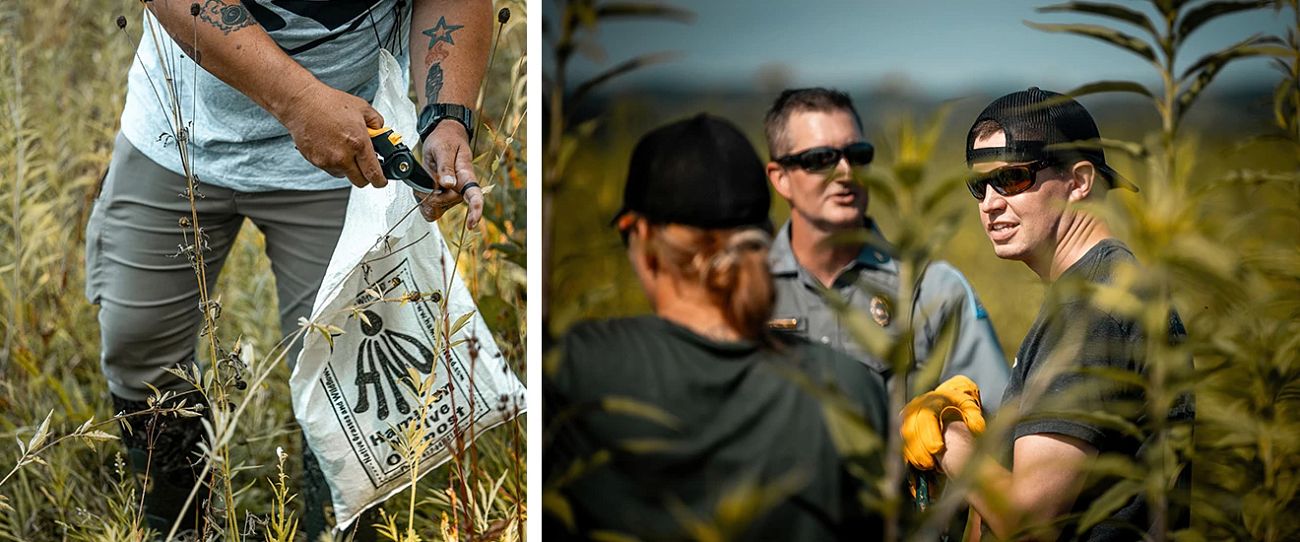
xmin=0 ymin=1 xmax=527 ymax=540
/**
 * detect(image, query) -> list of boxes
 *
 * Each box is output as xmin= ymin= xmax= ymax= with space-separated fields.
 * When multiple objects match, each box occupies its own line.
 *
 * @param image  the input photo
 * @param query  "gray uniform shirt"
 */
xmin=768 ymin=220 xmax=1010 ymax=412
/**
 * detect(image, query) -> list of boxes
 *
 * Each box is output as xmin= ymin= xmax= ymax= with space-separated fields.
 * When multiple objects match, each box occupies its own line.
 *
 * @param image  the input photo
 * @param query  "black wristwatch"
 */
xmin=417 ymin=103 xmax=474 ymax=142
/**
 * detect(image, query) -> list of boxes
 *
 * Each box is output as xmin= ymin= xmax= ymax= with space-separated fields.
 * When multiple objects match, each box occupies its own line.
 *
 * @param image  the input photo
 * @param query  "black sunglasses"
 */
xmin=775 ymin=142 xmax=874 ymax=171
xmin=966 ymin=161 xmax=1056 ymax=200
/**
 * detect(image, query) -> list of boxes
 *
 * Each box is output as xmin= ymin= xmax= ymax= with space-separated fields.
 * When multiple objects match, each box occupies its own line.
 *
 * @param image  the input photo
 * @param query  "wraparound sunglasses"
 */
xmin=966 ymin=161 xmax=1056 ymax=200
xmin=774 ymin=142 xmax=874 ymax=171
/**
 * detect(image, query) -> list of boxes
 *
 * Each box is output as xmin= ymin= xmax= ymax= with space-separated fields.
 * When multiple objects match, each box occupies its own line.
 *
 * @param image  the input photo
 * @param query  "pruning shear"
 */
xmin=368 ymin=127 xmax=437 ymax=192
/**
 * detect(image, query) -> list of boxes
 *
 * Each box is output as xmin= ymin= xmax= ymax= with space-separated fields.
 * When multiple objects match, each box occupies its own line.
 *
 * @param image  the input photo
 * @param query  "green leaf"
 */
xmin=26 ymin=410 xmax=52 ymax=452
xmin=1177 ymin=58 xmax=1226 ymax=121
xmin=596 ymin=3 xmax=694 ymax=24
xmin=1098 ymin=137 xmax=1149 ymax=159
xmin=589 ymin=532 xmax=642 ymax=542
xmin=542 ymin=489 xmax=576 ymax=532
xmin=1273 ymin=75 xmax=1297 ymax=131
xmin=618 ymin=438 xmax=683 ymax=454
xmin=1176 ymin=0 xmax=1271 ymax=44
xmin=1083 ymin=454 xmax=1146 ymax=480
xmin=1078 ymin=478 xmax=1143 ymax=532
xmin=1025 ymin=22 xmax=1157 ymax=64
xmin=79 ymin=430 xmax=118 ymax=442
xmin=315 ymin=324 xmax=335 ymax=352
xmin=1180 ymin=35 xmax=1285 ymax=81
xmin=1038 ymin=2 xmax=1158 ymax=39
xmin=449 ymin=311 xmax=475 ymax=337
xmin=600 ymin=396 xmax=682 ymax=430
xmin=569 ymin=52 xmax=683 ymax=106
xmin=1067 ymin=80 xmax=1154 ymax=100
xmin=1074 ymin=366 xmax=1151 ymax=390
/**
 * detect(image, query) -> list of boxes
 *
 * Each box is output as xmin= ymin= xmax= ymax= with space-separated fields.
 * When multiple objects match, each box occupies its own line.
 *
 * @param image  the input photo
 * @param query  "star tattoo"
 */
xmin=422 ymin=16 xmax=463 ymax=49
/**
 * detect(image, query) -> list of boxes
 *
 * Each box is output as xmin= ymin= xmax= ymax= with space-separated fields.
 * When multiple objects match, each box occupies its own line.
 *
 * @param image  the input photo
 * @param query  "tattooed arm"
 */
xmin=407 ymin=0 xmax=492 ymax=226
xmin=143 ymin=0 xmax=387 ymax=188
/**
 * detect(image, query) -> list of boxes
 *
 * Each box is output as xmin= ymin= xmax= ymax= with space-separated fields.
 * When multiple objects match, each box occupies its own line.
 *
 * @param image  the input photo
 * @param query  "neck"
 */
xmin=790 ymin=217 xmax=862 ymax=287
xmin=652 ymin=278 xmax=743 ymax=342
xmin=1030 ymin=211 xmax=1112 ymax=281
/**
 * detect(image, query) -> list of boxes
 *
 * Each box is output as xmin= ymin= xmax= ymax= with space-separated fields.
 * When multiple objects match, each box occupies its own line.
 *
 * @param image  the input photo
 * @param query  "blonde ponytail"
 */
xmin=639 ymin=222 xmax=775 ymax=341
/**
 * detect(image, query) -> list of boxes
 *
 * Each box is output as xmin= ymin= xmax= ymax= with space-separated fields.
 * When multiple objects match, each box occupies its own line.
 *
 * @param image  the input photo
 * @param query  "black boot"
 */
xmin=112 ymin=392 xmax=210 ymax=535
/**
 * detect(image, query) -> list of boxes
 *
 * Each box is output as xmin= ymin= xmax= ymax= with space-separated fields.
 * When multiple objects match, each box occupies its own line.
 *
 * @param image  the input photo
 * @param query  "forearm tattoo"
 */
xmin=168 ymin=32 xmax=204 ymax=63
xmin=199 ymin=0 xmax=255 ymax=35
xmin=420 ymin=16 xmax=462 ymax=103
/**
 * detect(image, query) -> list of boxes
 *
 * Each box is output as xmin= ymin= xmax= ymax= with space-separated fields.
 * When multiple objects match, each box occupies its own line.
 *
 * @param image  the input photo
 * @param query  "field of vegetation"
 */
xmin=545 ymin=1 xmax=1300 ymax=541
xmin=0 ymin=0 xmax=527 ymax=540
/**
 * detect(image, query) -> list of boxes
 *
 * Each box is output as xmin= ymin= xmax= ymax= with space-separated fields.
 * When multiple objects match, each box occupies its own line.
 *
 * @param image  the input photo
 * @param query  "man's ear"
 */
xmin=1067 ymin=161 xmax=1097 ymax=202
xmin=767 ymin=161 xmax=792 ymax=200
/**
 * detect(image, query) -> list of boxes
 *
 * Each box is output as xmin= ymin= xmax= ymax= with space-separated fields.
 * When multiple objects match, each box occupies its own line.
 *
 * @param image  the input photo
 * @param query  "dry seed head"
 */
xmin=497 ymin=8 xmax=510 ymax=24
xmin=190 ymin=3 xmax=200 ymax=16
xmin=115 ymin=15 xmax=126 ymax=29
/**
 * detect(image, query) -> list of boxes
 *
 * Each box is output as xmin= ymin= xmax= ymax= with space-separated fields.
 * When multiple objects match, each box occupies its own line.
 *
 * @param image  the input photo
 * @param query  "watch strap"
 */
xmin=417 ymin=103 xmax=474 ymax=142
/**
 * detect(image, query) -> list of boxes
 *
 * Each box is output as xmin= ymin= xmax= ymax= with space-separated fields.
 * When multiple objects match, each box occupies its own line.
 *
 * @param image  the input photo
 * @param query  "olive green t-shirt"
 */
xmin=544 ymin=316 xmax=888 ymax=541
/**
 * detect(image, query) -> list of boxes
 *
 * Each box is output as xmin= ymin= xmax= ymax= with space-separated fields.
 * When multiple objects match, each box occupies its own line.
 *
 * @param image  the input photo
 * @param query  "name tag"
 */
xmin=768 ymin=317 xmax=803 ymax=331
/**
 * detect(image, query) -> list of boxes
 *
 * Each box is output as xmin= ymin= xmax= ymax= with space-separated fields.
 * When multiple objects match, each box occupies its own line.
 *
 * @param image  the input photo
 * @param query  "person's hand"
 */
xmin=416 ymin=120 xmax=483 ymax=227
xmin=901 ymin=375 xmax=986 ymax=471
xmin=277 ymin=83 xmax=388 ymax=189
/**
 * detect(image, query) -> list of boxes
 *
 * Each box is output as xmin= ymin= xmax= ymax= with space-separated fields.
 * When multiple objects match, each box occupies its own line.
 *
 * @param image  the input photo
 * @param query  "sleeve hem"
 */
xmin=1013 ymin=419 xmax=1106 ymax=448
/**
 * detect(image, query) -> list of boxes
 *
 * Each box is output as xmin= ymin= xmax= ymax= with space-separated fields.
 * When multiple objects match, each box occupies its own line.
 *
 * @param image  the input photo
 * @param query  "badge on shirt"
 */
xmin=870 ymin=296 xmax=891 ymax=327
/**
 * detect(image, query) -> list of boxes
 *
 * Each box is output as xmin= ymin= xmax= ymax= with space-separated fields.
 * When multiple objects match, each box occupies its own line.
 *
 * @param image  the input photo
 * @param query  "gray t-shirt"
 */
xmin=120 ymin=1 xmax=409 ymax=192
xmin=1001 ymin=239 xmax=1194 ymax=541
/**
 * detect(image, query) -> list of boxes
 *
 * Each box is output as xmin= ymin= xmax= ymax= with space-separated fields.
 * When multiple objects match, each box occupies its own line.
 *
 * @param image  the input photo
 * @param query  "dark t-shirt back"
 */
xmin=1001 ymin=239 xmax=1195 ymax=541
xmin=543 ymin=316 xmax=889 ymax=541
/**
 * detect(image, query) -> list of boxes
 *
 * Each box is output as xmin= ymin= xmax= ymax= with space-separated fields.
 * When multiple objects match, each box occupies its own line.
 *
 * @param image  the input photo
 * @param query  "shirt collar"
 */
xmin=768 ymin=218 xmax=895 ymax=276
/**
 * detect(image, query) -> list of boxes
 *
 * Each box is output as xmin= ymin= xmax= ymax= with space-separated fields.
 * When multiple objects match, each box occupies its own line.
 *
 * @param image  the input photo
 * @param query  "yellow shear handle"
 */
xmin=367 ymin=127 xmax=403 ymax=147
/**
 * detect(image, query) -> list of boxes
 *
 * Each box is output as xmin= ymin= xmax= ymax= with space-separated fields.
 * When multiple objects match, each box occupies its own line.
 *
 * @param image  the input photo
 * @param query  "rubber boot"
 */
xmin=112 ymin=393 xmax=211 ymax=536
xmin=302 ymin=435 xmax=380 ymax=542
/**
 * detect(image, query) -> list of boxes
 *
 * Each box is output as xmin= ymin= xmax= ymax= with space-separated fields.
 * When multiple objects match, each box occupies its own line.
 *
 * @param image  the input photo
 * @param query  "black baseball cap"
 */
xmin=965 ymin=87 xmax=1138 ymax=192
xmin=612 ymin=114 xmax=771 ymax=229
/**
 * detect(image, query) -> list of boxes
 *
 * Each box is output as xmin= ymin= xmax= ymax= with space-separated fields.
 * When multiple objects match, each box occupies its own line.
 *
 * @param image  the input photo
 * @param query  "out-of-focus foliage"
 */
xmin=544 ymin=1 xmax=1299 ymax=541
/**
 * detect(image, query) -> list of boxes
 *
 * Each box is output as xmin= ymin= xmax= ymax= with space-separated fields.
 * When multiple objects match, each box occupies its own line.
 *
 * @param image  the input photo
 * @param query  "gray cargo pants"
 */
xmin=85 ymin=132 xmax=349 ymax=401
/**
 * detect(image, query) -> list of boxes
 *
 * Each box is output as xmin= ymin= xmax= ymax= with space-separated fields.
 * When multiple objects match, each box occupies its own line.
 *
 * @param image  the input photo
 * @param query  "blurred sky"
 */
xmin=554 ymin=0 xmax=1292 ymax=96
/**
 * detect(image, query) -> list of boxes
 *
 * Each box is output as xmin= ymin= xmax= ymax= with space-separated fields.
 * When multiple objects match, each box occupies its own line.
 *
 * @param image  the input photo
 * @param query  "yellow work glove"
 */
xmin=901 ymin=375 xmax=986 ymax=471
